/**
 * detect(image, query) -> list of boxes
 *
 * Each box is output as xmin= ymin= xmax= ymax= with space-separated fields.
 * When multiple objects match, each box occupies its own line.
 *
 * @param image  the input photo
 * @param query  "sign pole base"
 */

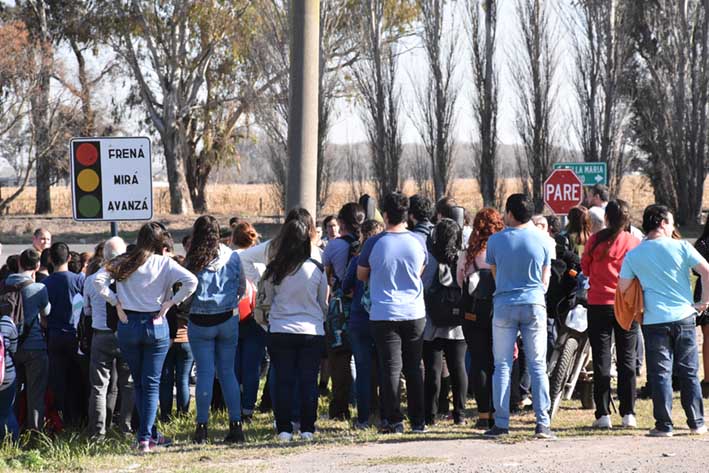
xmin=110 ymin=222 xmax=118 ymax=237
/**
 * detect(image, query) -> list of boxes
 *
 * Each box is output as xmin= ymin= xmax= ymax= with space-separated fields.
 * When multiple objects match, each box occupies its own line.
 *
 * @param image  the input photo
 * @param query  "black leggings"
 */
xmin=588 ymin=305 xmax=638 ymax=418
xmin=463 ymin=321 xmax=494 ymax=415
xmin=423 ymin=338 xmax=468 ymax=422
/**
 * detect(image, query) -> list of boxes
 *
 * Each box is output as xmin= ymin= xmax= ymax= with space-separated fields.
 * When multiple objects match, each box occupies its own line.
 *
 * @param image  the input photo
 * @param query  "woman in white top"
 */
xmin=94 ymin=222 xmax=197 ymax=452
xmin=265 ymin=218 xmax=329 ymax=442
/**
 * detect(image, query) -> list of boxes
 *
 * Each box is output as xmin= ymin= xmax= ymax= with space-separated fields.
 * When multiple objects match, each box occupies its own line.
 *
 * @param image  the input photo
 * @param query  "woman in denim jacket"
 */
xmin=185 ymin=215 xmax=246 ymax=444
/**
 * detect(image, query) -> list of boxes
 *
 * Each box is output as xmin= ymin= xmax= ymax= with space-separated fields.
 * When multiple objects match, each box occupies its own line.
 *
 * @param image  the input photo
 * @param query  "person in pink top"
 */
xmin=581 ymin=199 xmax=641 ymax=430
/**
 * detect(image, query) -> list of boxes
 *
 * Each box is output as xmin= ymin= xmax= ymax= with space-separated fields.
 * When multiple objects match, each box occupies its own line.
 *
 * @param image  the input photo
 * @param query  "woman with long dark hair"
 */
xmin=456 ymin=208 xmax=504 ymax=429
xmin=581 ymin=200 xmax=641 ymax=429
xmin=422 ymin=218 xmax=468 ymax=425
xmin=564 ymin=206 xmax=592 ymax=256
xmin=185 ymin=215 xmax=246 ymax=443
xmin=265 ymin=219 xmax=329 ymax=442
xmin=94 ymin=222 xmax=197 ymax=452
xmin=693 ymin=216 xmax=709 ymax=399
xmin=322 ymin=202 xmax=365 ymax=420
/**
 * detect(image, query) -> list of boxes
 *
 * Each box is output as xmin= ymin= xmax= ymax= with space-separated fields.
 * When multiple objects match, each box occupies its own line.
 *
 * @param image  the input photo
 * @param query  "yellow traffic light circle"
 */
xmin=77 ymin=169 xmax=100 ymax=192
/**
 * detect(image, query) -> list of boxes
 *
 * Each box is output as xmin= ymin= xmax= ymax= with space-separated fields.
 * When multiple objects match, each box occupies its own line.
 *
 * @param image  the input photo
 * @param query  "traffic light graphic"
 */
xmin=72 ymin=141 xmax=103 ymax=219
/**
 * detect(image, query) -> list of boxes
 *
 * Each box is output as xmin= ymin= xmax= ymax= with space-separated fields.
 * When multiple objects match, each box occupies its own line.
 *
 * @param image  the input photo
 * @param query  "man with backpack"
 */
xmin=322 ymin=203 xmax=364 ymax=420
xmin=41 ymin=242 xmax=85 ymax=427
xmin=2 ymin=249 xmax=51 ymax=434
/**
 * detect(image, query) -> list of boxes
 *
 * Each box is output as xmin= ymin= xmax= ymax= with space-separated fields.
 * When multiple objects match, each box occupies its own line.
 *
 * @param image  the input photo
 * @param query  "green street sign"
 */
xmin=553 ymin=162 xmax=607 ymax=185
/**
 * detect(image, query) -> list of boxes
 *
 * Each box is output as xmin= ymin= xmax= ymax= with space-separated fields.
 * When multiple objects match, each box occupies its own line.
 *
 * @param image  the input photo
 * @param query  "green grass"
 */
xmin=0 ymin=391 xmax=701 ymax=472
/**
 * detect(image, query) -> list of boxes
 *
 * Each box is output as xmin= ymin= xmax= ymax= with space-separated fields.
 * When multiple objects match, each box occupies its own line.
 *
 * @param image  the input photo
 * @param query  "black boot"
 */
xmin=193 ymin=423 xmax=208 ymax=444
xmin=224 ymin=421 xmax=245 ymax=443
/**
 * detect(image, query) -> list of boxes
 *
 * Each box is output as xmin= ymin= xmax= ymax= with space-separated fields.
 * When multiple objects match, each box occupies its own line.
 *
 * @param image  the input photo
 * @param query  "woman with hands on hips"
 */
xmin=94 ymin=222 xmax=197 ymax=453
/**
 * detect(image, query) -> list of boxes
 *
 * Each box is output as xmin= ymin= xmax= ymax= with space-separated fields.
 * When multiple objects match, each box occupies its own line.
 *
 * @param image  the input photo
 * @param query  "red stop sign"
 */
xmin=544 ymin=169 xmax=584 ymax=215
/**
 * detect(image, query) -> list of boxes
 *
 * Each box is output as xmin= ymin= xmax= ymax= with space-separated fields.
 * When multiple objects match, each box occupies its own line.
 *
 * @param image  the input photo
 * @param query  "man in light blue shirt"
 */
xmin=619 ymin=205 xmax=709 ymax=437
xmin=358 ymin=192 xmax=428 ymax=434
xmin=484 ymin=194 xmax=553 ymax=439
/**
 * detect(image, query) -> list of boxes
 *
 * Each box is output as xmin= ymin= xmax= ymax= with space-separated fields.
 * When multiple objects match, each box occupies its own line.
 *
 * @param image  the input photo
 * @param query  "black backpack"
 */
xmin=0 ymin=279 xmax=34 ymax=344
xmin=459 ymin=260 xmax=496 ymax=327
xmin=425 ymin=261 xmax=463 ymax=327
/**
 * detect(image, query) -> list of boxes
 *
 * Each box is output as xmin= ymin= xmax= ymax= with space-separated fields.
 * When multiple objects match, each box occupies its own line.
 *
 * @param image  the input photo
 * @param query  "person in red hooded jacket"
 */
xmin=582 ymin=199 xmax=641 ymax=430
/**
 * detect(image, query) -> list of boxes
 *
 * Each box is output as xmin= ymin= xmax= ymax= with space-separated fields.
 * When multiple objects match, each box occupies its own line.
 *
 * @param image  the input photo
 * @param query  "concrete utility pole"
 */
xmin=286 ymin=0 xmax=320 ymax=218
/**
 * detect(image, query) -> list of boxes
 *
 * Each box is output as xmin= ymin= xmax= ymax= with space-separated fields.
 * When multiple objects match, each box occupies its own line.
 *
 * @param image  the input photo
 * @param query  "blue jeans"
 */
xmin=117 ymin=311 xmax=170 ymax=442
xmin=160 ymin=341 xmax=194 ymax=421
xmin=268 ymin=332 xmax=323 ymax=434
xmin=236 ymin=318 xmax=267 ymax=414
xmin=642 ymin=315 xmax=705 ymax=432
xmin=0 ymin=381 xmax=18 ymax=441
xmin=348 ymin=326 xmax=376 ymax=423
xmin=189 ymin=316 xmax=241 ymax=423
xmin=492 ymin=304 xmax=550 ymax=429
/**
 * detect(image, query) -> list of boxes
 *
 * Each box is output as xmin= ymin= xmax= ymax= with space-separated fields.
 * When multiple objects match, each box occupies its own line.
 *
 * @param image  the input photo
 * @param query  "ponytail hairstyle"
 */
xmin=263 ymin=219 xmax=312 ymax=285
xmin=590 ymin=199 xmax=631 ymax=255
xmin=268 ymin=207 xmax=317 ymax=260
xmin=106 ymin=222 xmax=172 ymax=281
xmin=337 ymin=202 xmax=365 ymax=241
xmin=430 ymin=218 xmax=461 ymax=266
xmin=184 ymin=215 xmax=221 ymax=273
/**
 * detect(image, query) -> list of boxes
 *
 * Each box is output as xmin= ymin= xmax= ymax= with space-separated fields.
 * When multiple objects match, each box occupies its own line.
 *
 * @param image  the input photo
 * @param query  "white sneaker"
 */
xmin=622 ymin=414 xmax=637 ymax=429
xmin=277 ymin=432 xmax=293 ymax=442
xmin=592 ymin=415 xmax=612 ymax=429
xmin=300 ymin=432 xmax=315 ymax=441
xmin=690 ymin=425 xmax=707 ymax=435
xmin=648 ymin=428 xmax=673 ymax=438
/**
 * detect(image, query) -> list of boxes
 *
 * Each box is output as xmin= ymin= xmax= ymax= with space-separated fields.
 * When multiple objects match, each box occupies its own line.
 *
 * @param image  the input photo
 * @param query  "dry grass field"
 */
xmin=0 ymin=175 xmax=673 ymax=216
xmin=0 ymin=175 xmax=706 ymax=242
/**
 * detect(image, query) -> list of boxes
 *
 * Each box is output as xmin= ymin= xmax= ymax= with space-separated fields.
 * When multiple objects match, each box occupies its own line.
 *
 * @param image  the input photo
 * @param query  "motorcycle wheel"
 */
xmin=549 ymin=337 xmax=579 ymax=419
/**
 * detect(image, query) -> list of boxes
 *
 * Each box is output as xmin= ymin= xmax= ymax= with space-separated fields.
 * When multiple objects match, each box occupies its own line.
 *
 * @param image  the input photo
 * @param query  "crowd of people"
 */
xmin=0 ymin=184 xmax=708 ymax=452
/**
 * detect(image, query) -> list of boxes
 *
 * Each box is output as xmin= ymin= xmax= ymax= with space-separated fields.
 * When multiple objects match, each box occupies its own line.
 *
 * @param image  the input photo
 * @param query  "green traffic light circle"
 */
xmin=78 ymin=195 xmax=101 ymax=218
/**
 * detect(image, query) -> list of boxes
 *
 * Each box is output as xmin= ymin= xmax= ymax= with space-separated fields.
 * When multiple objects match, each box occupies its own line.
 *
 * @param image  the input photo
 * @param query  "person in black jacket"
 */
xmin=694 ymin=218 xmax=709 ymax=398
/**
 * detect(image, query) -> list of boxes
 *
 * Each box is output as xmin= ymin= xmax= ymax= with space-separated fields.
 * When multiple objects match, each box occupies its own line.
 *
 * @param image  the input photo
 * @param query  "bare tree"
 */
xmin=628 ymin=0 xmax=709 ymax=224
xmin=566 ymin=0 xmax=633 ymax=194
xmin=412 ymin=0 xmax=459 ymax=199
xmin=510 ymin=0 xmax=560 ymax=212
xmin=466 ymin=0 xmax=499 ymax=207
xmin=345 ymin=144 xmax=370 ymax=201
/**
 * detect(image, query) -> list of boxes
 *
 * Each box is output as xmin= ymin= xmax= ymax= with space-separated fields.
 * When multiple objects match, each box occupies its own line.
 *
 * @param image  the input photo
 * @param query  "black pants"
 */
xmin=327 ymin=348 xmax=352 ymax=420
xmin=48 ymin=331 xmax=84 ymax=426
xmin=463 ymin=321 xmax=494 ymax=414
xmin=268 ymin=332 xmax=324 ymax=434
xmin=588 ymin=305 xmax=638 ymax=418
xmin=370 ymin=318 xmax=425 ymax=427
xmin=423 ymin=338 xmax=467 ymax=422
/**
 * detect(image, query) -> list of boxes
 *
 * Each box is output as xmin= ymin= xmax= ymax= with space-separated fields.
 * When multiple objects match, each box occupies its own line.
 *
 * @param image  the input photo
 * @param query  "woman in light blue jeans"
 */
xmin=95 ymin=222 xmax=198 ymax=452
xmin=185 ymin=215 xmax=246 ymax=443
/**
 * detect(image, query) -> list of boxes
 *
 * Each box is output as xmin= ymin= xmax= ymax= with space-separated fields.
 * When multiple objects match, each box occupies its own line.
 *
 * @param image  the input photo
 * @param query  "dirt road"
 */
xmin=261 ymin=436 xmax=708 ymax=473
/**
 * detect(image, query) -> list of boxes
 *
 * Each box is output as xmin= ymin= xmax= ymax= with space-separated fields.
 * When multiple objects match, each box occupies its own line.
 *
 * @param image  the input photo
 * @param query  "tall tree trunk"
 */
xmin=162 ymin=129 xmax=189 ymax=215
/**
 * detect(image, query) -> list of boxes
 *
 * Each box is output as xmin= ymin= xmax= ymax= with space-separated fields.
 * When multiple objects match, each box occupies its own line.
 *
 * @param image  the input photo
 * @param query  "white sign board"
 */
xmin=70 ymin=137 xmax=153 ymax=221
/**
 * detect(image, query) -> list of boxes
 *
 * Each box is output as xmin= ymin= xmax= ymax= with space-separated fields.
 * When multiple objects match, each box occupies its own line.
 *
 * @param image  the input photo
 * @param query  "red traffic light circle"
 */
xmin=76 ymin=143 xmax=99 ymax=166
